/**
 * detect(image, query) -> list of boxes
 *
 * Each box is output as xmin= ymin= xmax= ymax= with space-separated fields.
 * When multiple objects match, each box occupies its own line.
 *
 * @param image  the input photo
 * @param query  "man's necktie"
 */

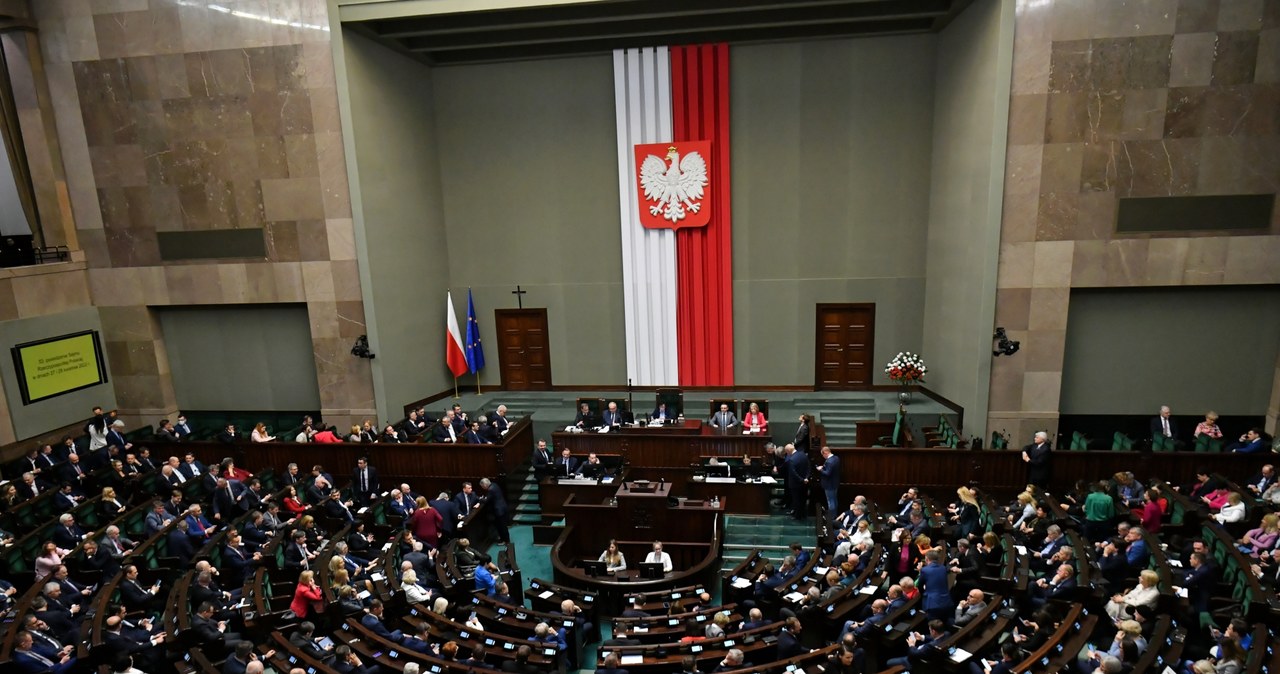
xmin=24 ymin=649 xmax=54 ymax=666
xmin=361 ymin=470 xmax=368 ymax=492
xmin=1162 ymin=418 xmax=1170 ymax=437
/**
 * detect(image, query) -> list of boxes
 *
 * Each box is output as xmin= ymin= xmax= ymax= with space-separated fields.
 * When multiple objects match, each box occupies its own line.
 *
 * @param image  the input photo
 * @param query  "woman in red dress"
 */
xmin=407 ymin=496 xmax=444 ymax=548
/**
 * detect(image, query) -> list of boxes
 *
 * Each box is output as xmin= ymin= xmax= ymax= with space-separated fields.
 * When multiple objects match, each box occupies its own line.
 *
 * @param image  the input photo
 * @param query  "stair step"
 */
xmin=515 ymin=503 xmax=541 ymax=513
xmin=517 ymin=493 xmax=539 ymax=503
xmin=513 ymin=514 xmax=543 ymax=524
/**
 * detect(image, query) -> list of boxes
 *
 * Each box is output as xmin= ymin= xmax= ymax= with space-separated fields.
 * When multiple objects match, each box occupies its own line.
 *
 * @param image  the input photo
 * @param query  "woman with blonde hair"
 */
xmin=705 ymin=611 xmax=731 ymax=639
xmin=401 ymin=568 xmax=432 ymax=603
xmin=1105 ymin=569 xmax=1159 ymax=620
xmin=1194 ymin=412 xmax=1223 ymax=439
xmin=290 ymin=569 xmax=324 ymax=618
xmin=743 ymin=402 xmax=768 ymax=433
xmin=849 ymin=519 xmax=874 ymax=547
xmin=950 ymin=486 xmax=980 ymax=539
xmin=1214 ymin=492 xmax=1246 ymax=523
xmin=250 ymin=422 xmax=275 ymax=443
xmin=1008 ymin=491 xmax=1037 ymax=528
xmin=101 ymin=486 xmax=127 ymax=518
xmin=1238 ymin=513 xmax=1279 ymax=556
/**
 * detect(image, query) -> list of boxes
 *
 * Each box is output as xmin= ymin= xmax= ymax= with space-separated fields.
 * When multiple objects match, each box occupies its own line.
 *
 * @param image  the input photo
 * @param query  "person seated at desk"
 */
xmin=554 ymin=448 xmax=578 ymax=476
xmin=743 ymin=402 xmax=767 ymax=433
xmin=601 ymin=402 xmax=625 ymax=429
xmin=250 ymin=423 xmax=275 ymax=443
xmin=598 ymin=539 xmax=627 ymax=573
xmin=710 ymin=403 xmax=738 ymax=429
xmin=464 ymin=421 xmax=492 ymax=444
xmin=644 ymin=541 xmax=673 ymax=572
xmin=652 ymin=402 xmax=674 ymax=422
xmin=581 ymin=453 xmax=608 ymax=478
xmin=1228 ymin=428 xmax=1267 ymax=453
xmin=574 ymin=403 xmax=598 ymax=429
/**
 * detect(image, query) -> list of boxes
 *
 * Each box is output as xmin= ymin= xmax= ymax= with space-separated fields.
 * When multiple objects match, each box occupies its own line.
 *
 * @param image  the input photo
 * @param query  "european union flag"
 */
xmin=465 ymin=288 xmax=485 ymax=374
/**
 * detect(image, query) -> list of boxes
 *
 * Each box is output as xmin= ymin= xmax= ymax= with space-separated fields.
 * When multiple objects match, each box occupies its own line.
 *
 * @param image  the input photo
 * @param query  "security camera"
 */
xmin=351 ymin=335 xmax=375 ymax=360
xmin=992 ymin=327 xmax=1020 ymax=357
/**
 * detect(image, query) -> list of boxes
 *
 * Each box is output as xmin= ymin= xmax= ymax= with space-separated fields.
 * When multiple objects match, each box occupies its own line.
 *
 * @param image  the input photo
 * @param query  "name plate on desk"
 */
xmin=705 ymin=477 xmax=737 ymax=484
xmin=558 ymin=478 xmax=600 ymax=486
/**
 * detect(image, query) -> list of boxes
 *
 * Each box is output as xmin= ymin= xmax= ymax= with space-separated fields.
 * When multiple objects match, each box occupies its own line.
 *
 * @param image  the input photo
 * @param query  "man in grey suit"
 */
xmin=710 ymin=403 xmax=738 ymax=429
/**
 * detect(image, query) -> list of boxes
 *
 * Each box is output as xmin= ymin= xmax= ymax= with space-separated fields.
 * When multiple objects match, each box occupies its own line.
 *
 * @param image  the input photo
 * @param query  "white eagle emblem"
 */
xmin=639 ymin=146 xmax=709 ymax=223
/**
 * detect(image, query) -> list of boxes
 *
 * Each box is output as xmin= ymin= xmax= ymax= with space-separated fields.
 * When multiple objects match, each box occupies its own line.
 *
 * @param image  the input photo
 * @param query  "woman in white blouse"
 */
xmin=1215 ymin=492 xmax=1246 ymax=523
xmin=849 ymin=519 xmax=874 ymax=547
xmin=400 ymin=569 xmax=432 ymax=603
xmin=1105 ymin=569 xmax=1160 ymax=620
xmin=250 ymin=423 xmax=276 ymax=443
xmin=598 ymin=539 xmax=627 ymax=573
xmin=1008 ymin=491 xmax=1037 ymax=529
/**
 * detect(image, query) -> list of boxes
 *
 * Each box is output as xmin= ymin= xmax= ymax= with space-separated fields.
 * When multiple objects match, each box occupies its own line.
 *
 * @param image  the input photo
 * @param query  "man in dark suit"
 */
xmin=189 ymin=602 xmax=230 ymax=647
xmin=177 ymin=452 xmax=206 ymax=481
xmin=602 ymin=401 xmax=625 ymax=429
xmin=221 ymin=530 xmax=260 ymax=587
xmin=1029 ymin=563 xmax=1076 ymax=610
xmin=886 ymin=619 xmax=950 ymax=670
xmin=531 ymin=439 xmax=553 ymax=478
xmin=480 ymin=477 xmax=510 ymax=544
xmin=211 ymin=478 xmax=242 ymax=522
xmin=102 ymin=615 xmax=166 ymax=671
xmin=52 ymin=514 xmax=85 ymax=549
xmin=155 ymin=419 xmax=180 ymax=443
xmin=283 ymin=530 xmax=317 ymax=571
xmin=322 ymin=489 xmax=356 ymax=523
xmin=119 ymin=564 xmax=161 ymax=612
xmin=651 ymin=403 xmax=672 ymax=422
xmin=491 ymin=405 xmax=512 ymax=434
xmin=52 ymin=484 xmax=80 ymax=512
xmin=13 ymin=629 xmax=76 ymax=673
xmin=464 ymin=421 xmax=491 ymax=444
xmin=574 ymin=402 xmax=597 ymax=428
xmin=58 ymin=453 xmax=88 ymax=488
xmin=1149 ymin=405 xmax=1180 ymax=445
xmin=1021 ymin=431 xmax=1052 ymax=488
xmin=167 ymin=521 xmax=196 ymax=567
xmin=454 ymin=482 xmax=480 ymax=515
xmin=555 ymin=448 xmax=578 ymax=476
xmin=31 ymin=596 xmax=77 ymax=646
xmin=429 ymin=492 xmax=461 ymax=538
xmin=351 ymin=457 xmax=380 ymax=505
xmin=1183 ymin=552 xmax=1215 ymax=614
xmin=434 ymin=412 xmax=460 ymax=442
xmin=106 ymin=421 xmax=132 ymax=452
xmin=360 ymin=600 xmax=403 ymax=641
xmin=816 ymin=445 xmax=841 ymax=517
xmin=596 ymin=652 xmax=631 ymax=674
xmin=776 ymin=617 xmax=804 ymax=660
xmin=784 ymin=444 xmax=810 ymax=520
xmin=173 ymin=415 xmax=194 ymax=440
xmin=237 ymin=479 xmax=265 ymax=514
xmin=215 ymin=424 xmax=238 ymax=444
xmin=500 ymin=645 xmax=539 ymax=673
xmin=288 ymin=622 xmax=335 ymax=664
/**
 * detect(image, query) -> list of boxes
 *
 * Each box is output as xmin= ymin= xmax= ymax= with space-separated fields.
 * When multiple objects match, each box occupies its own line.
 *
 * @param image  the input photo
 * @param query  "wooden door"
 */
xmin=495 ymin=309 xmax=552 ymax=391
xmin=815 ymin=304 xmax=875 ymax=389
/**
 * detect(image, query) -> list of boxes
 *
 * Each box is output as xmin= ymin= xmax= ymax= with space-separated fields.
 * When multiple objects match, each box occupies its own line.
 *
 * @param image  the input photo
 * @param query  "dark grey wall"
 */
xmin=341 ymin=29 xmax=452 ymax=415
xmin=730 ymin=36 xmax=937 ymax=385
xmin=923 ymin=0 xmax=1013 ymax=434
xmin=0 ymin=307 xmax=116 ymax=439
xmin=431 ymin=56 xmax=626 ymax=386
xmin=1060 ymin=286 xmax=1280 ymax=415
xmin=157 ymin=305 xmax=321 ymax=411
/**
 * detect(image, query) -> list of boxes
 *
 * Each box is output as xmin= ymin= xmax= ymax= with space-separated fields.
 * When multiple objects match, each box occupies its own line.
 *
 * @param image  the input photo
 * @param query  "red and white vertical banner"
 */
xmin=614 ymin=44 xmax=734 ymax=387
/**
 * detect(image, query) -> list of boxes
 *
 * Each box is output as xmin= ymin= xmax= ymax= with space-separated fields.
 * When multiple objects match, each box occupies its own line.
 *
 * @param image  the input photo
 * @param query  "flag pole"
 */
xmin=476 ymin=375 xmax=481 ymax=396
xmin=453 ymin=376 xmax=459 ymax=399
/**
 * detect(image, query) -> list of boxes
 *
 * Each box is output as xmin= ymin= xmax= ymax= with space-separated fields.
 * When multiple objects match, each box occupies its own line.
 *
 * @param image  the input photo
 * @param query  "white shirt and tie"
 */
xmin=360 ymin=469 xmax=369 ymax=492
xmin=1161 ymin=417 xmax=1171 ymax=437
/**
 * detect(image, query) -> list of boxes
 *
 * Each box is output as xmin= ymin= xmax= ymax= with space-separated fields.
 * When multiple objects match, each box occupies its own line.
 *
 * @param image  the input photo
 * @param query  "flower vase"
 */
xmin=898 ymin=385 xmax=912 ymax=405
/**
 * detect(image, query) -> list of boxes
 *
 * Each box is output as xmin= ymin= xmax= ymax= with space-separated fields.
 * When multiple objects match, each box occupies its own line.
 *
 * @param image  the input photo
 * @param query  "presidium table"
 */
xmin=549 ymin=420 xmax=777 ymax=516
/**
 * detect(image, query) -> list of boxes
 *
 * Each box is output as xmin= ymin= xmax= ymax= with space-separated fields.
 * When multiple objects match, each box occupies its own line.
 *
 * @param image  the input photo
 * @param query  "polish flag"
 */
xmin=445 ymin=291 xmax=468 ymax=378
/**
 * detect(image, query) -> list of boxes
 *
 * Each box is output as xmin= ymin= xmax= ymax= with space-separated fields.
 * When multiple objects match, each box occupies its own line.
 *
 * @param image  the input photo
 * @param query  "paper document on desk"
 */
xmin=539 ymin=590 xmax=554 ymax=599
xmin=814 ymin=566 xmax=829 ymax=576
xmin=758 ymin=476 xmax=777 ymax=484
xmin=783 ymin=592 xmax=804 ymax=603
xmin=1167 ymin=559 xmax=1182 ymax=567
xmin=1014 ymin=545 xmax=1027 ymax=555
xmin=859 ymin=585 xmax=877 ymax=595
xmin=630 ymin=626 xmax=648 ymax=633
xmin=949 ymin=648 xmax=973 ymax=663
xmin=731 ymin=578 xmax=752 ymax=589
xmin=1175 ymin=586 xmax=1187 ymax=598
xmin=620 ymin=655 xmax=645 ymax=666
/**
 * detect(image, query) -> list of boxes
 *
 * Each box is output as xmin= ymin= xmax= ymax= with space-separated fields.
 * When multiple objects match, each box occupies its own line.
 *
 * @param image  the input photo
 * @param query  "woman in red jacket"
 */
xmin=290 ymin=569 xmax=324 ymax=618
xmin=220 ymin=458 xmax=252 ymax=483
xmin=407 ymin=496 xmax=444 ymax=548
xmin=282 ymin=485 xmax=307 ymax=516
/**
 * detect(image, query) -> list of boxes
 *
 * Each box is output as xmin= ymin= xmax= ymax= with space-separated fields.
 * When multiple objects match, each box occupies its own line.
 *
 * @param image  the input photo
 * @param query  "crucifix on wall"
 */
xmin=511 ymin=285 xmax=527 ymax=308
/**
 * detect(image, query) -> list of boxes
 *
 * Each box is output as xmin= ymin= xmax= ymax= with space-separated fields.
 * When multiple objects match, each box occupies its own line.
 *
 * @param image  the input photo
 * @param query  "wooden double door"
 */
xmin=495 ymin=309 xmax=552 ymax=391
xmin=815 ymin=303 xmax=875 ymax=389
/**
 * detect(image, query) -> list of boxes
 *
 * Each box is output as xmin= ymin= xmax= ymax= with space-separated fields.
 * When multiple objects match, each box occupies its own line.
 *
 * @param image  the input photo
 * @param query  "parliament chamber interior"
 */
xmin=0 ymin=1 xmax=1278 ymax=674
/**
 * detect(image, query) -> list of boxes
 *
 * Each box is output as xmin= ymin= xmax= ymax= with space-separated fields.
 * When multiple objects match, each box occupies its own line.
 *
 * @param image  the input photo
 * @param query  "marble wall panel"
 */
xmin=989 ymin=0 xmax=1280 ymax=437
